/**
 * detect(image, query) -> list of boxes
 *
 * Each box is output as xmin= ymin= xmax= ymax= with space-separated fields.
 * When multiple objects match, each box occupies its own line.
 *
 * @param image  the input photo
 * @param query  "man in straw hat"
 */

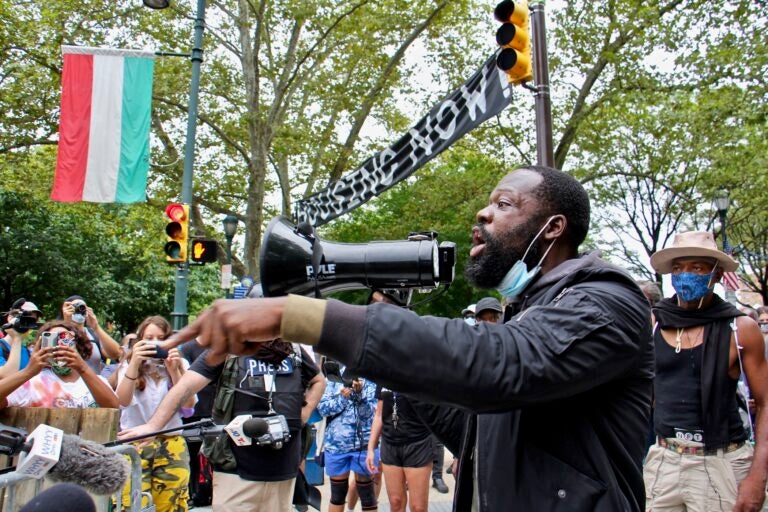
xmin=646 ymin=230 xmax=768 ymax=511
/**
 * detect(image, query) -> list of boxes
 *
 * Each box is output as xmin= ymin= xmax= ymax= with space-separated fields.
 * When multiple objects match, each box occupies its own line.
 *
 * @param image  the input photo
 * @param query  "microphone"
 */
xmin=19 ymin=483 xmax=96 ymax=512
xmin=46 ymin=434 xmax=130 ymax=495
xmin=16 ymin=425 xmax=129 ymax=495
xmin=184 ymin=416 xmax=269 ymax=446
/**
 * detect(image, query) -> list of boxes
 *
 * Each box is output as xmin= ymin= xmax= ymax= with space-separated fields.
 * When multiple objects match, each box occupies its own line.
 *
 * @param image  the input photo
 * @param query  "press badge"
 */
xmin=674 ymin=428 xmax=705 ymax=446
xmin=241 ymin=358 xmax=294 ymax=390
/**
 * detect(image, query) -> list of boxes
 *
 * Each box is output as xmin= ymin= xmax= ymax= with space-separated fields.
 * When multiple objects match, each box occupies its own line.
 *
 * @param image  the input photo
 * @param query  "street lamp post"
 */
xmin=222 ymin=215 xmax=239 ymax=298
xmin=145 ymin=0 xmax=207 ymax=330
xmin=714 ymin=190 xmax=735 ymax=303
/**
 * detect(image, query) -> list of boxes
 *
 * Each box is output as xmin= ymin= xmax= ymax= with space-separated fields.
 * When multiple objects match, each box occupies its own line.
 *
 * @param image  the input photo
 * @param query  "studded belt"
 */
xmin=658 ymin=437 xmax=745 ymax=456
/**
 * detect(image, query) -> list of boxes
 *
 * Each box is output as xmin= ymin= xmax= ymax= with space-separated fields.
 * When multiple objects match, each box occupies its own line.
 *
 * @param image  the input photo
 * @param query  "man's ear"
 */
xmin=543 ymin=214 xmax=567 ymax=241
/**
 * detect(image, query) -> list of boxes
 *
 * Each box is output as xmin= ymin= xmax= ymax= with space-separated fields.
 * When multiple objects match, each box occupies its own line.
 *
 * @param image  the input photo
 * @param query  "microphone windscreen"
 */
xmin=243 ymin=418 xmax=269 ymax=438
xmin=46 ymin=434 xmax=130 ymax=495
xmin=20 ymin=483 xmax=96 ymax=512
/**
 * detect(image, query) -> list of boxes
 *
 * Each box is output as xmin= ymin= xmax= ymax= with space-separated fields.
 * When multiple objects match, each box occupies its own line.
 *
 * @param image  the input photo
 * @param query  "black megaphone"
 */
xmin=259 ymin=216 xmax=455 ymax=297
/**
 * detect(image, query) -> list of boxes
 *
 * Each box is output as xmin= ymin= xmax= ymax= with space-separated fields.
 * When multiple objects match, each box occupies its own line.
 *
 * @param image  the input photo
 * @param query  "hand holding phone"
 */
xmin=148 ymin=342 xmax=169 ymax=360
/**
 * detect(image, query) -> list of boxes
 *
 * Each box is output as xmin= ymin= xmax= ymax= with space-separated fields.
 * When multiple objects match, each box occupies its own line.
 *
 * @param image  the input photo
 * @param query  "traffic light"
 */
xmin=164 ymin=203 xmax=189 ymax=263
xmin=190 ymin=239 xmax=218 ymax=264
xmin=495 ymin=0 xmax=532 ymax=85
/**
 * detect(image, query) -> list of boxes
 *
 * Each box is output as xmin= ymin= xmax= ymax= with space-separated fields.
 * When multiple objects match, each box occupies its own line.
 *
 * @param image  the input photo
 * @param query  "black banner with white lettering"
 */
xmin=294 ymin=51 xmax=512 ymax=227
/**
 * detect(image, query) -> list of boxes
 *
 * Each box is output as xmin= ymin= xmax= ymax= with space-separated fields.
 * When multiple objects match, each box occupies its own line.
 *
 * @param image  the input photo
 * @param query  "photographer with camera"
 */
xmin=61 ymin=295 xmax=121 ymax=373
xmin=117 ymin=316 xmax=195 ymax=512
xmin=118 ymin=338 xmax=325 ymax=512
xmin=0 ymin=320 xmax=118 ymax=409
xmin=318 ymin=362 xmax=379 ymax=512
xmin=0 ymin=299 xmax=43 ymax=377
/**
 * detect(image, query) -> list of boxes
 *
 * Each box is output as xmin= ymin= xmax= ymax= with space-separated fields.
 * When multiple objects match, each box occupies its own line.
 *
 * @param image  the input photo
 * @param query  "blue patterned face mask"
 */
xmin=671 ymin=270 xmax=716 ymax=302
xmin=496 ymin=217 xmax=556 ymax=300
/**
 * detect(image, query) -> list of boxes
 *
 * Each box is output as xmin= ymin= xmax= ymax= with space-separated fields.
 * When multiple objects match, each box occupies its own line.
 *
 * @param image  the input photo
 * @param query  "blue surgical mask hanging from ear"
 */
xmin=496 ymin=217 xmax=557 ymax=300
xmin=671 ymin=262 xmax=718 ymax=303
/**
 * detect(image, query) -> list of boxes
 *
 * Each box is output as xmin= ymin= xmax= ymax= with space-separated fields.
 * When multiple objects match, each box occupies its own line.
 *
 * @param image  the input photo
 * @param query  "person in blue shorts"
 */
xmin=318 ymin=365 xmax=379 ymax=512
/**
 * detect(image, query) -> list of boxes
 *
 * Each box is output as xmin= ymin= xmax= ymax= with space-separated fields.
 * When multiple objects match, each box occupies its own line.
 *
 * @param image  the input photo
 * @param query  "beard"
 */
xmin=464 ymin=215 xmax=545 ymax=289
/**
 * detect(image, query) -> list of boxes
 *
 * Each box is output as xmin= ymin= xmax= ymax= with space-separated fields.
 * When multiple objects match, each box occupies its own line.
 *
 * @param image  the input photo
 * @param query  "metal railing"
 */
xmin=0 ymin=444 xmax=152 ymax=512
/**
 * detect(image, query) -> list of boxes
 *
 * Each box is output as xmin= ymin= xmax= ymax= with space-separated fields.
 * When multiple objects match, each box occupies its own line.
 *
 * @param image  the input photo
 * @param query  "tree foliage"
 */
xmin=1 ymin=0 xmax=766 ymax=316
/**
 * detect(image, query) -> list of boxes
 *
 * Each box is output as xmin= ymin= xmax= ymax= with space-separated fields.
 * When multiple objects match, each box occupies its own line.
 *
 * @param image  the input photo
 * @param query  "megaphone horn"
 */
xmin=259 ymin=216 xmax=446 ymax=298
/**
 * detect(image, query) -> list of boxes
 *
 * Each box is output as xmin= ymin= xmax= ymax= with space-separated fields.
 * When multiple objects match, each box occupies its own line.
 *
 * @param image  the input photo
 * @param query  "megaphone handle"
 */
xmin=310 ymin=234 xmax=324 ymax=299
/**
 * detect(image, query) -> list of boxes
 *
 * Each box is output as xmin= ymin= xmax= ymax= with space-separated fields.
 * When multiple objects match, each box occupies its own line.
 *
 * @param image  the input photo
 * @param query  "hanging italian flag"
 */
xmin=52 ymin=46 xmax=155 ymax=203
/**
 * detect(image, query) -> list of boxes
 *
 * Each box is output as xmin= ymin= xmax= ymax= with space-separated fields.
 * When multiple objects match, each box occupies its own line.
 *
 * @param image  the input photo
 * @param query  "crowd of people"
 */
xmin=3 ymin=165 xmax=768 ymax=512
xmin=0 ymin=290 xmax=504 ymax=511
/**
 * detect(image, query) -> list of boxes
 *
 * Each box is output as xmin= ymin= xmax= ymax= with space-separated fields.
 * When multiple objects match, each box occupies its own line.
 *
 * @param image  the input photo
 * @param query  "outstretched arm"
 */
xmin=118 ymin=370 xmax=210 ymax=440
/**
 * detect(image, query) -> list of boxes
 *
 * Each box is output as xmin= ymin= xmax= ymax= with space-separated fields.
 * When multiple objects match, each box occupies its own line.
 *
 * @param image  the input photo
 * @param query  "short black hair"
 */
xmin=524 ymin=165 xmax=590 ymax=249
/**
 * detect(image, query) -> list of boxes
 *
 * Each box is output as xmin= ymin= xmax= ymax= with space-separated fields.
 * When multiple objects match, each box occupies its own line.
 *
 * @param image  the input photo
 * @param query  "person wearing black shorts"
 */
xmin=366 ymin=385 xmax=432 ymax=512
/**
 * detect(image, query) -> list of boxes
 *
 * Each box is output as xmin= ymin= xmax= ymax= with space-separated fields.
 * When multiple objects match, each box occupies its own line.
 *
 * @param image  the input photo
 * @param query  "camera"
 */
xmin=323 ymin=359 xmax=357 ymax=388
xmin=70 ymin=299 xmax=87 ymax=324
xmin=254 ymin=415 xmax=291 ymax=450
xmin=9 ymin=311 xmax=41 ymax=334
xmin=71 ymin=300 xmax=87 ymax=315
xmin=147 ymin=342 xmax=169 ymax=360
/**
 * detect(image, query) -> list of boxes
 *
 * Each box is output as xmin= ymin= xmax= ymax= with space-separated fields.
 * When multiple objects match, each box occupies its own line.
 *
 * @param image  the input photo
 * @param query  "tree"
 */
xmin=144 ymin=0 xmax=485 ymax=278
xmin=0 ymin=184 xmax=220 ymax=333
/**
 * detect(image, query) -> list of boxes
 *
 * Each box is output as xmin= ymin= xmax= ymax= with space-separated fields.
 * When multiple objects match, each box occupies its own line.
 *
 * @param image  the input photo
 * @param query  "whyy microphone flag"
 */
xmin=52 ymin=46 xmax=155 ymax=203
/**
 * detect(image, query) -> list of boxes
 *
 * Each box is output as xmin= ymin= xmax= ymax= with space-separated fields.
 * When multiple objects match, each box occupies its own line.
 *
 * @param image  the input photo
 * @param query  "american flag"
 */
xmin=722 ymin=239 xmax=743 ymax=291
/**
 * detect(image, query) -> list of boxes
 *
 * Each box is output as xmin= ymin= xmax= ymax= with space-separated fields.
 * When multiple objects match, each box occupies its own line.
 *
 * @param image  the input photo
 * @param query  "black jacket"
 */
xmin=316 ymin=252 xmax=654 ymax=511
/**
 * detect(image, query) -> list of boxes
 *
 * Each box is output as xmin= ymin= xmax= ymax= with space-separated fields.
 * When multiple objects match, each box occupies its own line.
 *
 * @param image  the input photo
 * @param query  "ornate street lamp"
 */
xmin=714 ymin=190 xmax=730 ymax=251
xmin=222 ymin=215 xmax=239 ymax=265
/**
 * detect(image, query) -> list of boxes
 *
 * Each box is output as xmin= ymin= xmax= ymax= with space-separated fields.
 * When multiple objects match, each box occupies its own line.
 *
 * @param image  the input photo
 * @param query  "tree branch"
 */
xmin=153 ymin=96 xmax=251 ymax=164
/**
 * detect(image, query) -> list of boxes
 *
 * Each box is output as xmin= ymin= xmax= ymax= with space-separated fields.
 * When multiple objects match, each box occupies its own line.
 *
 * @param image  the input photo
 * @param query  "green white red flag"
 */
xmin=52 ymin=46 xmax=155 ymax=203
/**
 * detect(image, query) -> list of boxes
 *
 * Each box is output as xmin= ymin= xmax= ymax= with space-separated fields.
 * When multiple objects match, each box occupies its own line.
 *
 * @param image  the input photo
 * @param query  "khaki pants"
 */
xmin=212 ymin=471 xmax=295 ymax=512
xmin=643 ymin=442 xmax=754 ymax=511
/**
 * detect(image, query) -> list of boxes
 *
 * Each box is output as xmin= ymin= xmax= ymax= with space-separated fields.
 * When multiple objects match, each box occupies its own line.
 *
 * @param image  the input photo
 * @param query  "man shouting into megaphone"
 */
xmin=126 ymin=166 xmax=658 ymax=512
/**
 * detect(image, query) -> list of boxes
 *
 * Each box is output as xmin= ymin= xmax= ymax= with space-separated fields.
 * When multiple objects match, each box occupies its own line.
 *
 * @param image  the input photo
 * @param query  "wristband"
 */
xmin=124 ymin=374 xmax=138 ymax=381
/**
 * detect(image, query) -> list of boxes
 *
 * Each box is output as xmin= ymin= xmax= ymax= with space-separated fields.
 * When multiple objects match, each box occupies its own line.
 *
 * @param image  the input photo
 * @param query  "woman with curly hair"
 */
xmin=117 ymin=315 xmax=196 ymax=512
xmin=0 ymin=319 xmax=118 ymax=409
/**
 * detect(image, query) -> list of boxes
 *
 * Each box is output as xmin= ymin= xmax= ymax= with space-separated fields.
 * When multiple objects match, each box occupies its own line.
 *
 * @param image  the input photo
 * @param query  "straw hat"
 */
xmin=650 ymin=231 xmax=738 ymax=274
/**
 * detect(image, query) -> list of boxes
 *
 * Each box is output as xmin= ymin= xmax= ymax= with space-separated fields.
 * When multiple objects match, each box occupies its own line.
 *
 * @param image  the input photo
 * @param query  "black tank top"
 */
xmin=653 ymin=327 xmax=746 ymax=447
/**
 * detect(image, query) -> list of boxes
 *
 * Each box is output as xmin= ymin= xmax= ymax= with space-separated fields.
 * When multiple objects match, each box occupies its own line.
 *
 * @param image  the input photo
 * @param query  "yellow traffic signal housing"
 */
xmin=190 ymin=239 xmax=218 ymax=264
xmin=164 ymin=203 xmax=189 ymax=263
xmin=494 ymin=0 xmax=533 ymax=85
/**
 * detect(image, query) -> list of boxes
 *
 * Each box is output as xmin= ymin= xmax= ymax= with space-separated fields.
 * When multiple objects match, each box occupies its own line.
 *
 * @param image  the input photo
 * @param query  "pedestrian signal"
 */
xmin=191 ymin=239 xmax=218 ymax=264
xmin=164 ymin=203 xmax=189 ymax=263
xmin=495 ymin=0 xmax=532 ymax=85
